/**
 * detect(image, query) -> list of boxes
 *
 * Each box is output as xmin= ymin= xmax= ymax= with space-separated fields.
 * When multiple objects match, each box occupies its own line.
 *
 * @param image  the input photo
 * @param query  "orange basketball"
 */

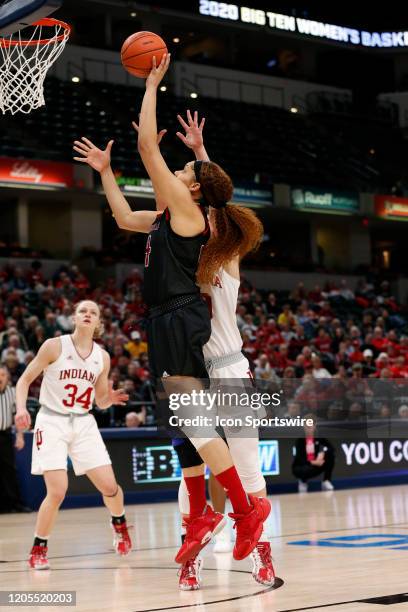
xmin=121 ymin=31 xmax=168 ymax=79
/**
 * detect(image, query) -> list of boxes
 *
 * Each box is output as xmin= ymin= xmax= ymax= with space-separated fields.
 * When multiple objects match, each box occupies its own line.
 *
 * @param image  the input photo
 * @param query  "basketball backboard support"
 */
xmin=0 ymin=0 xmax=62 ymax=36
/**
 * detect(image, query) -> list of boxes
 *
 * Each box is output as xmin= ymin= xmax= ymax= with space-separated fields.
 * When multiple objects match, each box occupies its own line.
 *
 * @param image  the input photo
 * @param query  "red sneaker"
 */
xmin=251 ymin=542 xmax=275 ymax=586
xmin=112 ymin=522 xmax=132 ymax=556
xmin=178 ymin=555 xmax=203 ymax=591
xmin=28 ymin=545 xmax=49 ymax=570
xmin=229 ymin=494 xmax=271 ymax=560
xmin=175 ymin=505 xmax=225 ymax=564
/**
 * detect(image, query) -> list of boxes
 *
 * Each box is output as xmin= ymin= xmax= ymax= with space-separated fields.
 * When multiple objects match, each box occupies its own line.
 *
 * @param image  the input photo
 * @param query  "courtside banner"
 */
xmin=0 ymin=157 xmax=74 ymax=188
xmin=291 ymin=186 xmax=359 ymax=213
xmin=375 ymin=194 xmax=408 ymax=219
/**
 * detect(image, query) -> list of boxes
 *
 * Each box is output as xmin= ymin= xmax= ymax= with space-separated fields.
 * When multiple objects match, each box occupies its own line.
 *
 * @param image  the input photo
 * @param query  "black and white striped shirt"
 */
xmin=0 ymin=385 xmax=16 ymax=430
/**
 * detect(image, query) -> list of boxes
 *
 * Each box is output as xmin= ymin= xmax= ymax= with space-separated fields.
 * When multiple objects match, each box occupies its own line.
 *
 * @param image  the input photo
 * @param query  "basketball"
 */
xmin=121 ymin=31 xmax=168 ymax=78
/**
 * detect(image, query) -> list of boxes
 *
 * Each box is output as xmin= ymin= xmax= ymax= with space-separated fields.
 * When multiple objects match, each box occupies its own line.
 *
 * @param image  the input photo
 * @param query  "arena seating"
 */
xmin=2 ymin=77 xmax=406 ymax=192
xmin=1 ymin=261 xmax=407 ymax=426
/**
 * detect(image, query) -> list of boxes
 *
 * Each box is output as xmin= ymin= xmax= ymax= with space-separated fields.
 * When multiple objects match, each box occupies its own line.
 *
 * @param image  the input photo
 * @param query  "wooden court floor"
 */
xmin=1 ymin=485 xmax=408 ymax=612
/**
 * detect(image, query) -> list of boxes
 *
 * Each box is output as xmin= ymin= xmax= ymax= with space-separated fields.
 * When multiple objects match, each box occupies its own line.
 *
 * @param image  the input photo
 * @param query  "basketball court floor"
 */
xmin=1 ymin=485 xmax=408 ymax=611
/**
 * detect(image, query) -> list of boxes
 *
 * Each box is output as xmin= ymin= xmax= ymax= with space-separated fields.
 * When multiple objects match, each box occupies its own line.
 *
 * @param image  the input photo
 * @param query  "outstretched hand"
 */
xmin=132 ymin=120 xmax=167 ymax=145
xmin=73 ymin=137 xmax=113 ymax=173
xmin=108 ymin=380 xmax=129 ymax=406
xmin=176 ymin=110 xmax=205 ymax=150
xmin=146 ymin=52 xmax=171 ymax=89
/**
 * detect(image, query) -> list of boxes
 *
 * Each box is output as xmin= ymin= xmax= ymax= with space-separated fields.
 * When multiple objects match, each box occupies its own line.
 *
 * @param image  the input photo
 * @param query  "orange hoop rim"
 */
xmin=0 ymin=18 xmax=71 ymax=48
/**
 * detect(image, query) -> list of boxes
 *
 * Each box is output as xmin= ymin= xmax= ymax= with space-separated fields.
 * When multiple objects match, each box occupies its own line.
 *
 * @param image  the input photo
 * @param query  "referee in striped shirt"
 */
xmin=0 ymin=365 xmax=30 ymax=513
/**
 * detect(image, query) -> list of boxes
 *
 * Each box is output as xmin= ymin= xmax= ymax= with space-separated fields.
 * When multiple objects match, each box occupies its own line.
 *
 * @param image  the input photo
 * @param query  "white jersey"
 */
xmin=202 ymin=267 xmax=242 ymax=359
xmin=39 ymin=335 xmax=104 ymax=415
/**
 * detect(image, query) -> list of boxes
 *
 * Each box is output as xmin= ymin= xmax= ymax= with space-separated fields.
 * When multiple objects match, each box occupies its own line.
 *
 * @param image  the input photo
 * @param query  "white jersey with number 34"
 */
xmin=39 ymin=335 xmax=104 ymax=415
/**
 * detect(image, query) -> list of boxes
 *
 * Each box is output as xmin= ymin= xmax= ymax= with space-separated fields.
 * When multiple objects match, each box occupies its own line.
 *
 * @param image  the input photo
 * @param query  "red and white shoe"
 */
xmin=175 ymin=505 xmax=225 ymax=564
xmin=229 ymin=494 xmax=271 ymax=561
xmin=251 ymin=542 xmax=275 ymax=586
xmin=178 ymin=555 xmax=203 ymax=591
xmin=112 ymin=522 xmax=132 ymax=556
xmin=28 ymin=546 xmax=50 ymax=570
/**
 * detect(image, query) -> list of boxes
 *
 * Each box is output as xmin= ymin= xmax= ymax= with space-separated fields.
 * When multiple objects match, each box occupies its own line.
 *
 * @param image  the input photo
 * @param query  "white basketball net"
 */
xmin=0 ymin=19 xmax=70 ymax=114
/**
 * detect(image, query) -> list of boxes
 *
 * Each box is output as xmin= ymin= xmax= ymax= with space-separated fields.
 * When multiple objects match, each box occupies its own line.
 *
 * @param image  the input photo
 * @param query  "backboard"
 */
xmin=0 ymin=0 xmax=62 ymax=36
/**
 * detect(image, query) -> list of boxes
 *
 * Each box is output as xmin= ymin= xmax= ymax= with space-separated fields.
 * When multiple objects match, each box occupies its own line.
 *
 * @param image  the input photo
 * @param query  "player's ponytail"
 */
xmin=195 ymin=162 xmax=263 ymax=285
xmin=93 ymin=320 xmax=105 ymax=339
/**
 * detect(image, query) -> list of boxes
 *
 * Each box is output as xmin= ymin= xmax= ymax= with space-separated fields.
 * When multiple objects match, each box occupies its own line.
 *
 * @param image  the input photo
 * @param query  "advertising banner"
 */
xmin=198 ymin=1 xmax=408 ymax=49
xmin=0 ymin=157 xmax=74 ymax=188
xmin=292 ymin=186 xmax=359 ymax=213
xmin=375 ymin=194 xmax=408 ymax=219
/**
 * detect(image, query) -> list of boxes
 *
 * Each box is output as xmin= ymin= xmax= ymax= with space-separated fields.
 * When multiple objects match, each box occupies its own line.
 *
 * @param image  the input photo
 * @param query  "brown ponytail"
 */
xmin=196 ymin=161 xmax=263 ymax=284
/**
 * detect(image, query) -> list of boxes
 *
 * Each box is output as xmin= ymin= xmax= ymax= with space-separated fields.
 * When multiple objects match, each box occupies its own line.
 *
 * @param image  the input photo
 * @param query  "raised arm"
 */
xmin=176 ymin=110 xmax=210 ymax=162
xmin=15 ymin=338 xmax=61 ymax=430
xmin=132 ymin=120 xmax=168 ymax=212
xmin=73 ymin=138 xmax=158 ymax=233
xmin=94 ymin=351 xmax=129 ymax=410
xmin=137 ymin=55 xmax=205 ymax=232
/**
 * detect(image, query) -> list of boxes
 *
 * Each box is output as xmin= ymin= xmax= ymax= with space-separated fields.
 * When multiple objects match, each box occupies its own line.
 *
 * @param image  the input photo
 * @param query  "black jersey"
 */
xmin=142 ymin=207 xmax=210 ymax=307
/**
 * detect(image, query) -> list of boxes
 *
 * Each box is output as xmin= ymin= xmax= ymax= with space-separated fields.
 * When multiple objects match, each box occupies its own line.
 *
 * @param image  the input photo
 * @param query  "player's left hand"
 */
xmin=108 ymin=380 xmax=129 ymax=406
xmin=132 ymin=120 xmax=167 ymax=144
xmin=15 ymin=409 xmax=31 ymax=431
xmin=146 ymin=52 xmax=171 ymax=89
xmin=176 ymin=110 xmax=205 ymax=150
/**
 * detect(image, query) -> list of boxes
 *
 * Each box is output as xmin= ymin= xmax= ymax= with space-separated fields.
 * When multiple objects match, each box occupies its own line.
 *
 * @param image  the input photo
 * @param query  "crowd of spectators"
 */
xmin=0 ymin=261 xmax=153 ymax=428
xmin=0 ymin=260 xmax=408 ymax=427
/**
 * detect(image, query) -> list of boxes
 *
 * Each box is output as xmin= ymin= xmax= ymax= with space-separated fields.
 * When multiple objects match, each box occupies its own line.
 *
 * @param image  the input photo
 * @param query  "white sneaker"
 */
xmin=178 ymin=555 xmax=203 ymax=590
xmin=213 ymin=525 xmax=233 ymax=553
xmin=322 ymin=480 xmax=334 ymax=491
xmin=298 ymin=481 xmax=308 ymax=493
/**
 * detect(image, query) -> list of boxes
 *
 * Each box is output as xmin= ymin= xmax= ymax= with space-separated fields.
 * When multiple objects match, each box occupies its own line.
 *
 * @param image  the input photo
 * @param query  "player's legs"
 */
xmin=29 ymin=469 xmax=68 ymax=570
xmin=70 ymin=416 xmax=131 ymax=555
xmin=220 ymin=356 xmax=274 ymax=584
xmin=85 ymin=462 xmax=131 ymax=556
xmin=208 ymin=472 xmax=227 ymax=512
xmin=36 ymin=470 xmax=68 ymax=536
xmin=86 ymin=465 xmax=124 ymax=515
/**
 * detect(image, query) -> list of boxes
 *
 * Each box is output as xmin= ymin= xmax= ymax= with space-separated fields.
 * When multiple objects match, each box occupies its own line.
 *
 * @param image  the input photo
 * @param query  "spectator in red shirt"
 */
xmin=375 ymin=352 xmax=390 ymax=376
xmin=389 ymin=356 xmax=408 ymax=378
xmin=349 ymin=340 xmax=364 ymax=364
xmin=270 ymin=344 xmax=292 ymax=373
xmin=314 ymin=328 xmax=333 ymax=354
xmin=265 ymin=319 xmax=284 ymax=347
xmin=288 ymin=325 xmax=308 ymax=359
xmin=372 ymin=326 xmax=388 ymax=352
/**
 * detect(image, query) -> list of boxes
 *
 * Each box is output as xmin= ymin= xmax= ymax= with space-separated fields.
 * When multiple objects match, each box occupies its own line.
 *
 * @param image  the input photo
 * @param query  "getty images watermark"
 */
xmin=166 ymin=388 xmax=314 ymax=431
xmin=155 ymin=377 xmax=408 ymax=439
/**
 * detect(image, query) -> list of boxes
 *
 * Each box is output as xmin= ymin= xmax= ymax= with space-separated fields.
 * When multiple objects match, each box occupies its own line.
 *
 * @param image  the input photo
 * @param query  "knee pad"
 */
xmin=173 ymin=439 xmax=203 ymax=469
xmin=178 ymin=477 xmax=190 ymax=515
xmin=240 ymin=471 xmax=266 ymax=494
xmin=227 ymin=436 xmax=266 ymax=493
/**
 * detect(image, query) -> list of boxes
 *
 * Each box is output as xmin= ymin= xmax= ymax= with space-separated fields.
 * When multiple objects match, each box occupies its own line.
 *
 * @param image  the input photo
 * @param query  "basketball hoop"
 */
xmin=0 ymin=17 xmax=70 ymax=114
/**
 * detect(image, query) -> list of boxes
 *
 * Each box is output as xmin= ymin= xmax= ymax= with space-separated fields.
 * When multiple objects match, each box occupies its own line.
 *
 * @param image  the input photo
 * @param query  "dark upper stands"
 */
xmin=1 ymin=77 xmax=407 ymax=193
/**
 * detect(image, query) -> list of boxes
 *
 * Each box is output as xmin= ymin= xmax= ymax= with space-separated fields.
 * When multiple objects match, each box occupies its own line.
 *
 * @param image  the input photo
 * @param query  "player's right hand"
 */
xmin=73 ymin=137 xmax=113 ymax=173
xmin=15 ymin=409 xmax=31 ymax=431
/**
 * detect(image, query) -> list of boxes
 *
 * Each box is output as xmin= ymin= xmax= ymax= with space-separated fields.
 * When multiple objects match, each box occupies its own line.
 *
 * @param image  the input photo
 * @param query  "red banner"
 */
xmin=375 ymin=194 xmax=408 ymax=219
xmin=0 ymin=157 xmax=74 ymax=188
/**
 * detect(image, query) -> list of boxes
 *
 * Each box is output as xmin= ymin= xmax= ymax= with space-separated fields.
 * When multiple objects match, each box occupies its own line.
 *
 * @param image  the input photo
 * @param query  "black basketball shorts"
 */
xmin=146 ymin=296 xmax=211 ymax=380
